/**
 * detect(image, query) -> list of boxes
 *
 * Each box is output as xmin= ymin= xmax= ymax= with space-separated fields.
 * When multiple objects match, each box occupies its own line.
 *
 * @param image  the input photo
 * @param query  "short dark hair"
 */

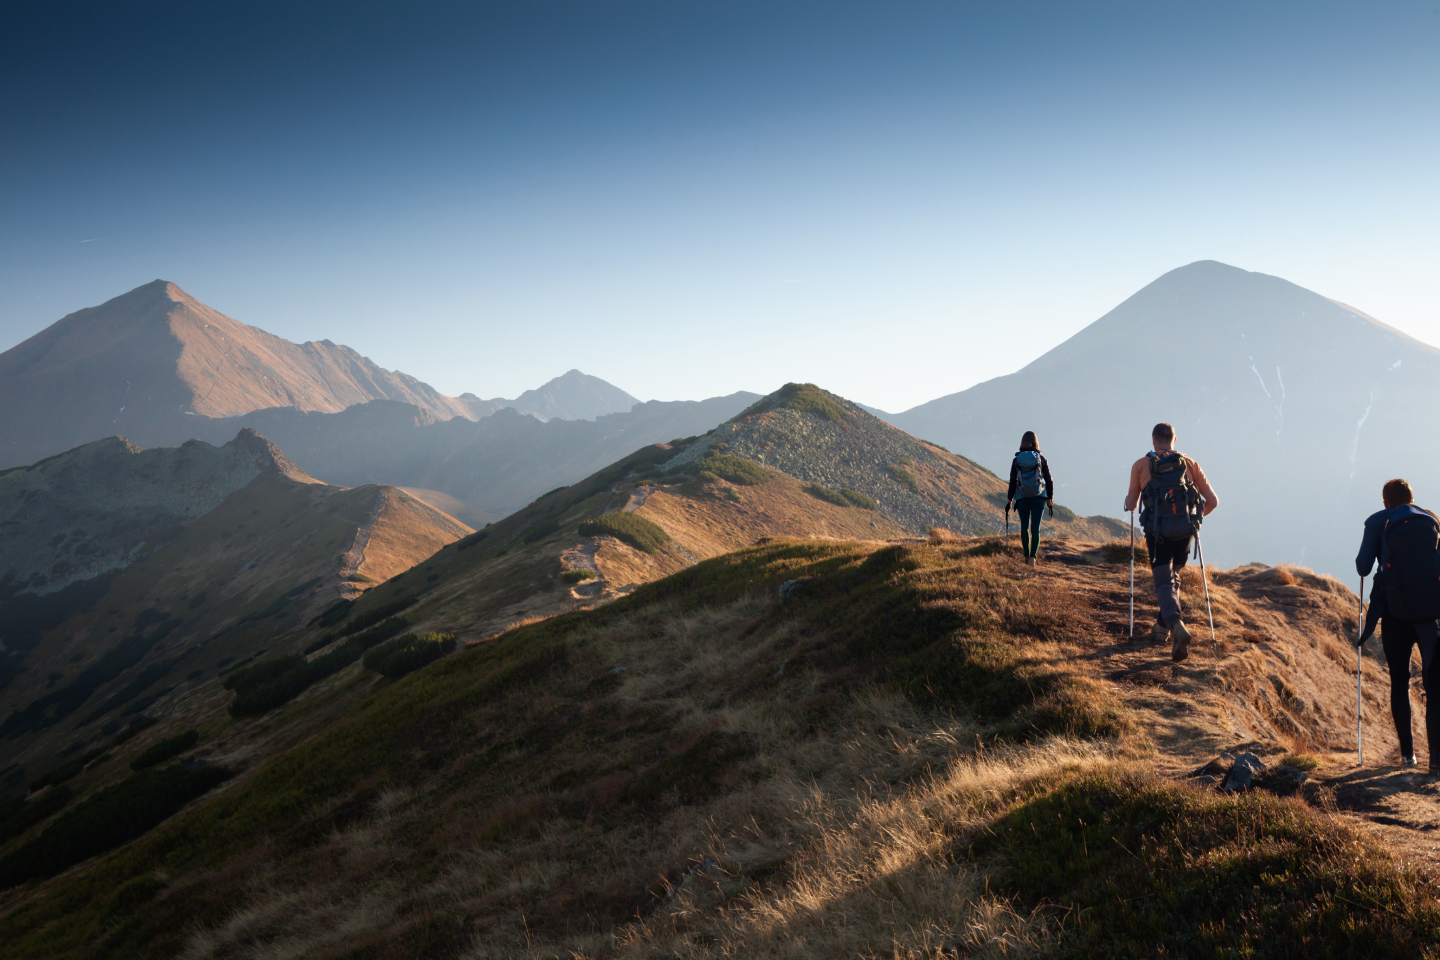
xmin=1152 ymin=422 xmax=1175 ymax=443
xmin=1383 ymin=479 xmax=1414 ymax=508
xmin=1019 ymin=430 xmax=1039 ymax=452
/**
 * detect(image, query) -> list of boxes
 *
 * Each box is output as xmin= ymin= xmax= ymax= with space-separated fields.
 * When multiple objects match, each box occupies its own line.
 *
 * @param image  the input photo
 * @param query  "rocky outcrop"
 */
xmin=0 ymin=429 xmax=319 ymax=596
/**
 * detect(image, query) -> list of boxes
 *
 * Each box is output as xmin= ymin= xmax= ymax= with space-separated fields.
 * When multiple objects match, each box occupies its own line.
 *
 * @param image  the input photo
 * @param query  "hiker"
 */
xmin=1123 ymin=422 xmax=1218 ymax=661
xmin=1355 ymin=478 xmax=1440 ymax=771
xmin=1006 ymin=431 xmax=1053 ymax=566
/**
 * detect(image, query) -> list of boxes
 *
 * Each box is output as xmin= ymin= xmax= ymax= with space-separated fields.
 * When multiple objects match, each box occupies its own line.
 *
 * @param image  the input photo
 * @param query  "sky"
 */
xmin=2 ymin=0 xmax=1437 ymax=412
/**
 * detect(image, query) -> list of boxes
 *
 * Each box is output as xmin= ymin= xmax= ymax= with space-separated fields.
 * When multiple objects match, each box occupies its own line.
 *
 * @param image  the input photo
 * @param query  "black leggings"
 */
xmin=1380 ymin=618 xmax=1440 ymax=762
xmin=1016 ymin=497 xmax=1045 ymax=558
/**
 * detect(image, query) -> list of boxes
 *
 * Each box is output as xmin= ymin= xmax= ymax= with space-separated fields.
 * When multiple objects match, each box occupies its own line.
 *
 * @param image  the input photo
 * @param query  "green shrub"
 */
xmin=1052 ymin=503 xmax=1077 ymax=521
xmin=455 ymin=529 xmax=490 ymax=551
xmin=577 ymin=513 xmax=670 ymax=553
xmin=222 ymin=655 xmax=303 ymax=692
xmin=0 ymin=786 xmax=71 ymax=845
xmin=363 ymin=632 xmax=457 ymax=679
xmin=0 ymin=764 xmax=232 ymax=889
xmin=888 ymin=464 xmax=920 ymax=493
xmin=130 ymin=730 xmax=199 ymax=771
xmin=696 ymin=470 xmax=721 ymax=484
xmin=979 ymin=767 xmax=1440 ymax=956
xmin=725 ymin=488 xmax=743 ymax=503
xmin=560 ymin=569 xmax=595 ymax=583
xmin=521 ymin=517 xmax=561 ymax=543
xmin=702 ymin=454 xmax=770 ymax=486
xmin=230 ymin=617 xmax=411 ymax=717
xmin=841 ymin=488 xmax=878 ymax=510
xmin=332 ymin=596 xmax=417 ymax=640
xmin=29 ymin=749 xmax=107 ymax=792
xmin=309 ymin=600 xmax=352 ymax=627
xmin=108 ymin=715 xmax=157 ymax=747
xmin=775 ymin=383 xmax=850 ymax=422
xmin=805 ymin=484 xmax=850 ymax=507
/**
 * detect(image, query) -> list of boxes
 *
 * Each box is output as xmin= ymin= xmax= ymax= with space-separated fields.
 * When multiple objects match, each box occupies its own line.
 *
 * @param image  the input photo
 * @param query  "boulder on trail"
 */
xmin=1223 ymin=752 xmax=1268 ymax=792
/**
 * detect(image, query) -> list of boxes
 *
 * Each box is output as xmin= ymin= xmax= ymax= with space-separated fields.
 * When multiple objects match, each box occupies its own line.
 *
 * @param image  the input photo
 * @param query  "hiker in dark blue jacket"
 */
xmin=1006 ymin=431 xmax=1053 ymax=566
xmin=1355 ymin=478 xmax=1440 ymax=771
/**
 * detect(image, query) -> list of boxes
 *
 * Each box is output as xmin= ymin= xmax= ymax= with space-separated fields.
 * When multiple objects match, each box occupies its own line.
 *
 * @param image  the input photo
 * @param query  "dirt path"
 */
xmin=1032 ymin=536 xmax=1437 ymax=868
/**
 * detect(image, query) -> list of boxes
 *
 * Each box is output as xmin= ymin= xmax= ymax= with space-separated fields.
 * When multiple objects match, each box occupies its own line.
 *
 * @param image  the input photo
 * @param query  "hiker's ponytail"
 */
xmin=1019 ymin=431 xmax=1040 ymax=452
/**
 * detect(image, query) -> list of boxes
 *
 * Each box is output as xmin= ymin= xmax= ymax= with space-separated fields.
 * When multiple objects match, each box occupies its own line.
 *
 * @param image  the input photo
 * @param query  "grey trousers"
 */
xmin=1147 ymin=535 xmax=1191 ymax=627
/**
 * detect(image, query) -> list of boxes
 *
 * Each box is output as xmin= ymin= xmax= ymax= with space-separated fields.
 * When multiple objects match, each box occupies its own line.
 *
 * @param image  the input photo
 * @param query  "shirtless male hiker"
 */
xmin=1123 ymin=422 xmax=1219 ymax=661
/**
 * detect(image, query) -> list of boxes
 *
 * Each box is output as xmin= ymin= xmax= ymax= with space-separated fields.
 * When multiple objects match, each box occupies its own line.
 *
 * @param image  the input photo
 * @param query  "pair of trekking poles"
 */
xmin=1126 ymin=512 xmax=1371 ymax=767
xmin=1127 ymin=509 xmax=1216 ymax=655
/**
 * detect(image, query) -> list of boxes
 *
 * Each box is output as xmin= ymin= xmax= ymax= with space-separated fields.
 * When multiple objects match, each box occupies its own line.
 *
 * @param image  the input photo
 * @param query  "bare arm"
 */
xmin=1122 ymin=457 xmax=1147 ymax=512
xmin=1188 ymin=459 xmax=1219 ymax=516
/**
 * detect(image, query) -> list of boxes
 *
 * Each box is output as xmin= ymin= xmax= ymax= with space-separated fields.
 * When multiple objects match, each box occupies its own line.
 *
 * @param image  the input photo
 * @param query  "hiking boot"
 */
xmin=1170 ymin=620 xmax=1192 ymax=662
xmin=1401 ymin=755 xmax=1419 ymax=767
xmin=1150 ymin=621 xmax=1168 ymax=645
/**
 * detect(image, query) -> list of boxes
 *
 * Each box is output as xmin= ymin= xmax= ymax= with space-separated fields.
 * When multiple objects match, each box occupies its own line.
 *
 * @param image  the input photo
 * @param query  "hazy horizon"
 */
xmin=3 ymin=1 xmax=1437 ymax=412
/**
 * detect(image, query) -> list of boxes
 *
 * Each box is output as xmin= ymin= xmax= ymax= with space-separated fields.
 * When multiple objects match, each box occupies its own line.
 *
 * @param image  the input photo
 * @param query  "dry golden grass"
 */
xmin=927 ymin=526 xmax=960 ymax=545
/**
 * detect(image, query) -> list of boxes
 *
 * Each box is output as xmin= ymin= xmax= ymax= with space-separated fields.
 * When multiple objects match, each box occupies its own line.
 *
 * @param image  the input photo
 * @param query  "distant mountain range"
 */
xmin=882 ymin=260 xmax=1438 ymax=575
xmin=0 ymin=281 xmax=643 ymax=469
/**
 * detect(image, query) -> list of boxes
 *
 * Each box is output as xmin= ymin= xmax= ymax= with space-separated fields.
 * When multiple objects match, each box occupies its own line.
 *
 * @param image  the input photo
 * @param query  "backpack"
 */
xmin=1015 ymin=451 xmax=1046 ymax=499
xmin=1139 ymin=451 xmax=1204 ymax=542
xmin=1381 ymin=506 xmax=1440 ymax=621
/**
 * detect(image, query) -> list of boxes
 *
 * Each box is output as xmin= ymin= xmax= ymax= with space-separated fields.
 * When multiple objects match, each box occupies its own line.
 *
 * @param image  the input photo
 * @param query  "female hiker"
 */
xmin=1006 ymin=431 xmax=1054 ymax=566
xmin=1355 ymin=478 xmax=1440 ymax=772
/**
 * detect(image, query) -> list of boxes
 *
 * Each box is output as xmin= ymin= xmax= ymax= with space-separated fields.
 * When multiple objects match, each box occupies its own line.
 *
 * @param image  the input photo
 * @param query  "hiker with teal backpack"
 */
xmin=1123 ymin=422 xmax=1219 ymax=662
xmin=1355 ymin=478 xmax=1440 ymax=772
xmin=1006 ymin=431 xmax=1053 ymax=566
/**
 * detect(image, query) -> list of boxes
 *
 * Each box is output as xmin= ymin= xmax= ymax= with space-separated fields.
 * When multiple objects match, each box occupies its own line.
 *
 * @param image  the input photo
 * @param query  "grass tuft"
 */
xmin=578 ymin=513 xmax=671 ymax=553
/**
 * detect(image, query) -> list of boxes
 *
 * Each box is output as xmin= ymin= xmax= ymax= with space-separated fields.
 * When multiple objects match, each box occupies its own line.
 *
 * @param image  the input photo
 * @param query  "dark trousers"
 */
xmin=1146 ymin=535 xmax=1190 ymax=627
xmin=1016 ymin=497 xmax=1045 ymax=558
xmin=1381 ymin=617 xmax=1440 ymax=762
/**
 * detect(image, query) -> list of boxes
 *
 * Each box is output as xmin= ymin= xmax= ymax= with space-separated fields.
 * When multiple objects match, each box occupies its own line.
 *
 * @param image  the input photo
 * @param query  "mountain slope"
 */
xmin=3 ymin=534 xmax=1437 ymax=957
xmin=0 ymin=281 xmax=477 ymax=468
xmin=148 ymin=392 xmax=763 ymax=521
xmin=0 ymin=429 xmax=318 ymax=597
xmin=888 ymin=260 xmax=1440 ymax=574
xmin=0 ymin=431 xmax=470 ymax=793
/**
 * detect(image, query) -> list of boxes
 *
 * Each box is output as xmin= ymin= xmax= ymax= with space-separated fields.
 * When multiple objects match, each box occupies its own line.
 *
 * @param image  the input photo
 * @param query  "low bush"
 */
xmin=805 ymin=484 xmax=850 ymax=507
xmin=363 ymin=632 xmax=457 ymax=679
xmin=702 ymin=454 xmax=770 ymax=486
xmin=0 ymin=786 xmax=72 ymax=845
xmin=560 ymin=569 xmax=595 ymax=583
xmin=696 ymin=469 xmax=721 ymax=484
xmin=229 ymin=617 xmax=411 ymax=716
xmin=309 ymin=600 xmax=353 ymax=628
xmin=577 ymin=513 xmax=670 ymax=553
xmin=980 ymin=767 xmax=1440 ymax=956
xmin=130 ymin=730 xmax=199 ymax=771
xmin=332 ymin=596 xmax=417 ymax=640
xmin=1052 ymin=503 xmax=1076 ymax=521
xmin=455 ymin=529 xmax=490 ymax=551
xmin=841 ymin=488 xmax=878 ymax=510
xmin=223 ymin=655 xmax=303 ymax=692
xmin=724 ymin=488 xmax=743 ymax=502
xmin=522 ymin=517 xmax=561 ymax=543
xmin=108 ymin=715 xmax=157 ymax=747
xmin=0 ymin=763 xmax=232 ymax=889
xmin=29 ymin=749 xmax=107 ymax=792
xmin=888 ymin=464 xmax=920 ymax=493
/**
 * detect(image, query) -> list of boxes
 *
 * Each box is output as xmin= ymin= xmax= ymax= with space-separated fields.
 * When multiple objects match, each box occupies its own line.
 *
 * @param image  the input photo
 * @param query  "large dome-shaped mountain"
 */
xmin=887 ymin=260 xmax=1440 ymax=573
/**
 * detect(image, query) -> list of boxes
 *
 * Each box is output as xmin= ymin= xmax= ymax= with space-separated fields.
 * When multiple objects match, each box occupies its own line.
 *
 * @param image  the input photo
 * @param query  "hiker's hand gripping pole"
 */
xmin=1128 ymin=510 xmax=1135 ymax=638
xmin=1357 ymin=575 xmax=1365 ymax=767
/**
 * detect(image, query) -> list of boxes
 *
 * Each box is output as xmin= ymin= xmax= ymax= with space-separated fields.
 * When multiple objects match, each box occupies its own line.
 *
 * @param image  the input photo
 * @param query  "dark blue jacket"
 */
xmin=1355 ymin=504 xmax=1432 ymax=577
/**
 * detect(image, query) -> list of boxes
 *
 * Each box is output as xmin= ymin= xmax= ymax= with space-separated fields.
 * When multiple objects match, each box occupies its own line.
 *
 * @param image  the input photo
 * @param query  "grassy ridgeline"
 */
xmin=2 ymin=540 xmax=1437 ymax=958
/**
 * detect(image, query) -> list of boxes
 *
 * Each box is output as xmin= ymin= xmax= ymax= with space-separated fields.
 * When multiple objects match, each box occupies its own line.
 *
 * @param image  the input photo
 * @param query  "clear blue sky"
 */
xmin=2 ymin=1 xmax=1437 ymax=411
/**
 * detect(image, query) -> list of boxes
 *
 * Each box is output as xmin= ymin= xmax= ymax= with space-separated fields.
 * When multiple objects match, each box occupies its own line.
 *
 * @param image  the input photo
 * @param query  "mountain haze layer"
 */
xmin=889 ymin=260 xmax=1440 ymax=575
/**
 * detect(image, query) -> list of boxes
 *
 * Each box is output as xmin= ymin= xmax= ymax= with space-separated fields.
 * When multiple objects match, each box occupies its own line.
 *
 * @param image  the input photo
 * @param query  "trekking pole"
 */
xmin=1357 ymin=575 xmax=1365 ymax=766
xmin=1128 ymin=510 xmax=1135 ymax=638
xmin=1195 ymin=531 xmax=1217 ymax=657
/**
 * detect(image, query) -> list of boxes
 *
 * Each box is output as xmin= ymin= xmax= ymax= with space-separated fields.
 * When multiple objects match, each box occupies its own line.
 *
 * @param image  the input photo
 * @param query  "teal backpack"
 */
xmin=1015 ymin=450 xmax=1047 ymax=499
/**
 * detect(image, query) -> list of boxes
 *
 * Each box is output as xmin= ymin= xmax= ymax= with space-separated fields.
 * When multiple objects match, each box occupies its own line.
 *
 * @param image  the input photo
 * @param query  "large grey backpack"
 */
xmin=1139 ymin=451 xmax=1203 ymax=541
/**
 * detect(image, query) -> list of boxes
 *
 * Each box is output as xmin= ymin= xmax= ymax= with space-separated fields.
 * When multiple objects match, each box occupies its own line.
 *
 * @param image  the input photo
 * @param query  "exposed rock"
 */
xmin=1223 ymin=752 xmax=1268 ymax=792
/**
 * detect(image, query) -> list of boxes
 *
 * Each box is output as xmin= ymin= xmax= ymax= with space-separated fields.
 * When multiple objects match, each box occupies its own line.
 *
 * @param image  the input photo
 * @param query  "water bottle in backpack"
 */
xmin=1015 ymin=450 xmax=1047 ymax=499
xmin=1381 ymin=506 xmax=1440 ymax=621
xmin=1139 ymin=451 xmax=1203 ymax=542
